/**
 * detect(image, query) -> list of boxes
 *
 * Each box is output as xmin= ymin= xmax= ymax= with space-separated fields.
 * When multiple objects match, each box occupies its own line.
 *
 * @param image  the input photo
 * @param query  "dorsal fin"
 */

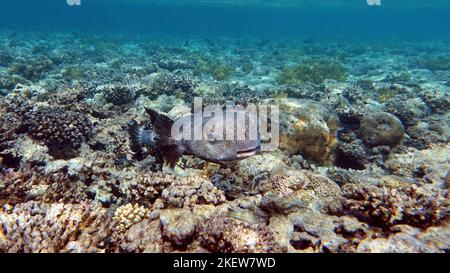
xmin=144 ymin=107 xmax=184 ymax=168
xmin=144 ymin=107 xmax=174 ymax=145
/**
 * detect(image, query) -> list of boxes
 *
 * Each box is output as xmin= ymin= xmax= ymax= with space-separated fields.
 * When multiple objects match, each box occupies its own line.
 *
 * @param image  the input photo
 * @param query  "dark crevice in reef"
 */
xmin=334 ymin=149 xmax=365 ymax=170
xmin=337 ymin=115 xmax=360 ymax=131
xmin=290 ymin=238 xmax=315 ymax=250
xmin=0 ymin=152 xmax=22 ymax=170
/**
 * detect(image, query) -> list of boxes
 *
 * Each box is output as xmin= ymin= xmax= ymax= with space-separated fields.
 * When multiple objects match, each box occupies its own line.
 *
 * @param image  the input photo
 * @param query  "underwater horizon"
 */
xmin=0 ymin=0 xmax=449 ymax=255
xmin=1 ymin=0 xmax=450 ymax=39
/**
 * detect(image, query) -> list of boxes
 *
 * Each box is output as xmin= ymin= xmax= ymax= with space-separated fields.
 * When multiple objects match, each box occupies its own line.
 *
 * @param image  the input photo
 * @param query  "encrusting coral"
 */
xmin=160 ymin=208 xmax=196 ymax=247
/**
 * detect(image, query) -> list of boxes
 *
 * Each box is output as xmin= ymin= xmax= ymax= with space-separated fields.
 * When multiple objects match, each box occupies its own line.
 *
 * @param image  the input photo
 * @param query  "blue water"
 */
xmin=1 ymin=1 xmax=450 ymax=254
xmin=1 ymin=0 xmax=449 ymax=40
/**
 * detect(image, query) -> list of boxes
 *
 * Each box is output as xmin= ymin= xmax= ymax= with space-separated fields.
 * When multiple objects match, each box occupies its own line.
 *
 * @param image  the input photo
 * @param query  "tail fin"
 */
xmin=127 ymin=119 xmax=146 ymax=156
xmin=128 ymin=108 xmax=184 ymax=168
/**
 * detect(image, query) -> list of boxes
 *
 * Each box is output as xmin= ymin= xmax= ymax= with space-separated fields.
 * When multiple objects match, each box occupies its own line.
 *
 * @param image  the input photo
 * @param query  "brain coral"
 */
xmin=359 ymin=112 xmax=405 ymax=147
xmin=266 ymin=98 xmax=339 ymax=164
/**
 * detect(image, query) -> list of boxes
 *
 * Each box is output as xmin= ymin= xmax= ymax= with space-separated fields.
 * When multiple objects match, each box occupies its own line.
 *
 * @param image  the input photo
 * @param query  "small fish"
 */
xmin=128 ymin=107 xmax=261 ymax=167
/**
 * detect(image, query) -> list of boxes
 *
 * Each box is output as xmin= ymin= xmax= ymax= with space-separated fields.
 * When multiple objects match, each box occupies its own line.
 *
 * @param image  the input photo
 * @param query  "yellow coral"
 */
xmin=113 ymin=203 xmax=148 ymax=233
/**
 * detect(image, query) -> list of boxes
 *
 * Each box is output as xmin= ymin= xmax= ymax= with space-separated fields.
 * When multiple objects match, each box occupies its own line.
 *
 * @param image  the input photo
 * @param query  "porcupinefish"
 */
xmin=128 ymin=107 xmax=261 ymax=167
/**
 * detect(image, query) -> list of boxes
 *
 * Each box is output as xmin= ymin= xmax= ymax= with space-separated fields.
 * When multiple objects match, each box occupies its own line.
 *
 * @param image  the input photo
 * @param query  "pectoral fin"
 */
xmin=161 ymin=145 xmax=184 ymax=168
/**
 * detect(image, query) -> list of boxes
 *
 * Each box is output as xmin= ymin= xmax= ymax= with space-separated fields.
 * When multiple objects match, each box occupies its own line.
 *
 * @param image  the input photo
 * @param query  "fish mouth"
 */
xmin=236 ymin=146 xmax=261 ymax=159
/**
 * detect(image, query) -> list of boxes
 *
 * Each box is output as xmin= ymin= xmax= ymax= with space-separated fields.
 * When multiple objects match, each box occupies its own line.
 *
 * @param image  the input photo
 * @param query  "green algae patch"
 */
xmin=423 ymin=56 xmax=450 ymax=71
xmin=193 ymin=55 xmax=234 ymax=81
xmin=277 ymin=59 xmax=348 ymax=85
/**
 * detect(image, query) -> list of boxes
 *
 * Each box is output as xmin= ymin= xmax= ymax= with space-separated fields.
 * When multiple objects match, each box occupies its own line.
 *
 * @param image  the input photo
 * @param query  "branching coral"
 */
xmin=8 ymin=57 xmax=54 ymax=81
xmin=0 ymin=98 xmax=31 ymax=152
xmin=122 ymin=172 xmax=226 ymax=208
xmin=46 ymin=86 xmax=92 ymax=106
xmin=25 ymin=106 xmax=93 ymax=158
xmin=0 ymin=201 xmax=112 ymax=253
xmin=195 ymin=82 xmax=262 ymax=106
xmin=198 ymin=215 xmax=285 ymax=253
xmin=99 ymin=84 xmax=135 ymax=106
xmin=0 ymin=167 xmax=88 ymax=205
xmin=135 ymin=71 xmax=198 ymax=100
xmin=113 ymin=203 xmax=148 ymax=233
xmin=340 ymin=183 xmax=449 ymax=229
xmin=0 ymin=112 xmax=23 ymax=152
xmin=122 ymin=172 xmax=175 ymax=206
xmin=161 ymin=176 xmax=227 ymax=208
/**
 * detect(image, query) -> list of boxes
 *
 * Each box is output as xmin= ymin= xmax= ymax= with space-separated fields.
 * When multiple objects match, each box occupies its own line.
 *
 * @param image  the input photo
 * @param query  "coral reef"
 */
xmin=269 ymin=98 xmax=339 ymax=164
xmin=359 ymin=112 xmax=405 ymax=147
xmin=0 ymin=166 xmax=89 ymax=205
xmin=135 ymin=71 xmax=198 ymax=100
xmin=198 ymin=215 xmax=285 ymax=253
xmin=339 ymin=183 xmax=448 ymax=228
xmin=277 ymin=59 xmax=347 ymax=84
xmin=99 ymin=84 xmax=135 ymax=106
xmin=113 ymin=203 xmax=149 ymax=233
xmin=8 ymin=57 xmax=53 ymax=81
xmin=25 ymin=106 xmax=93 ymax=158
xmin=122 ymin=172 xmax=226 ymax=208
xmin=0 ymin=112 xmax=23 ymax=152
xmin=260 ymin=170 xmax=341 ymax=215
xmin=0 ymin=31 xmax=449 ymax=253
xmin=0 ymin=201 xmax=112 ymax=253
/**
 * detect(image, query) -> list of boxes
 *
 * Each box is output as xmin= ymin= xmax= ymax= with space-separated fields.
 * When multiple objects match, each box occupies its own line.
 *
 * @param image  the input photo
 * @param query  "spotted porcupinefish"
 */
xmin=128 ymin=107 xmax=261 ymax=167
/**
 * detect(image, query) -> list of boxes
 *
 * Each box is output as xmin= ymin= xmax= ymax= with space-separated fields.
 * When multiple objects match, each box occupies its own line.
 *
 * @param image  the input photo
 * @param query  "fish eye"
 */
xmin=205 ymin=132 xmax=217 ymax=142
